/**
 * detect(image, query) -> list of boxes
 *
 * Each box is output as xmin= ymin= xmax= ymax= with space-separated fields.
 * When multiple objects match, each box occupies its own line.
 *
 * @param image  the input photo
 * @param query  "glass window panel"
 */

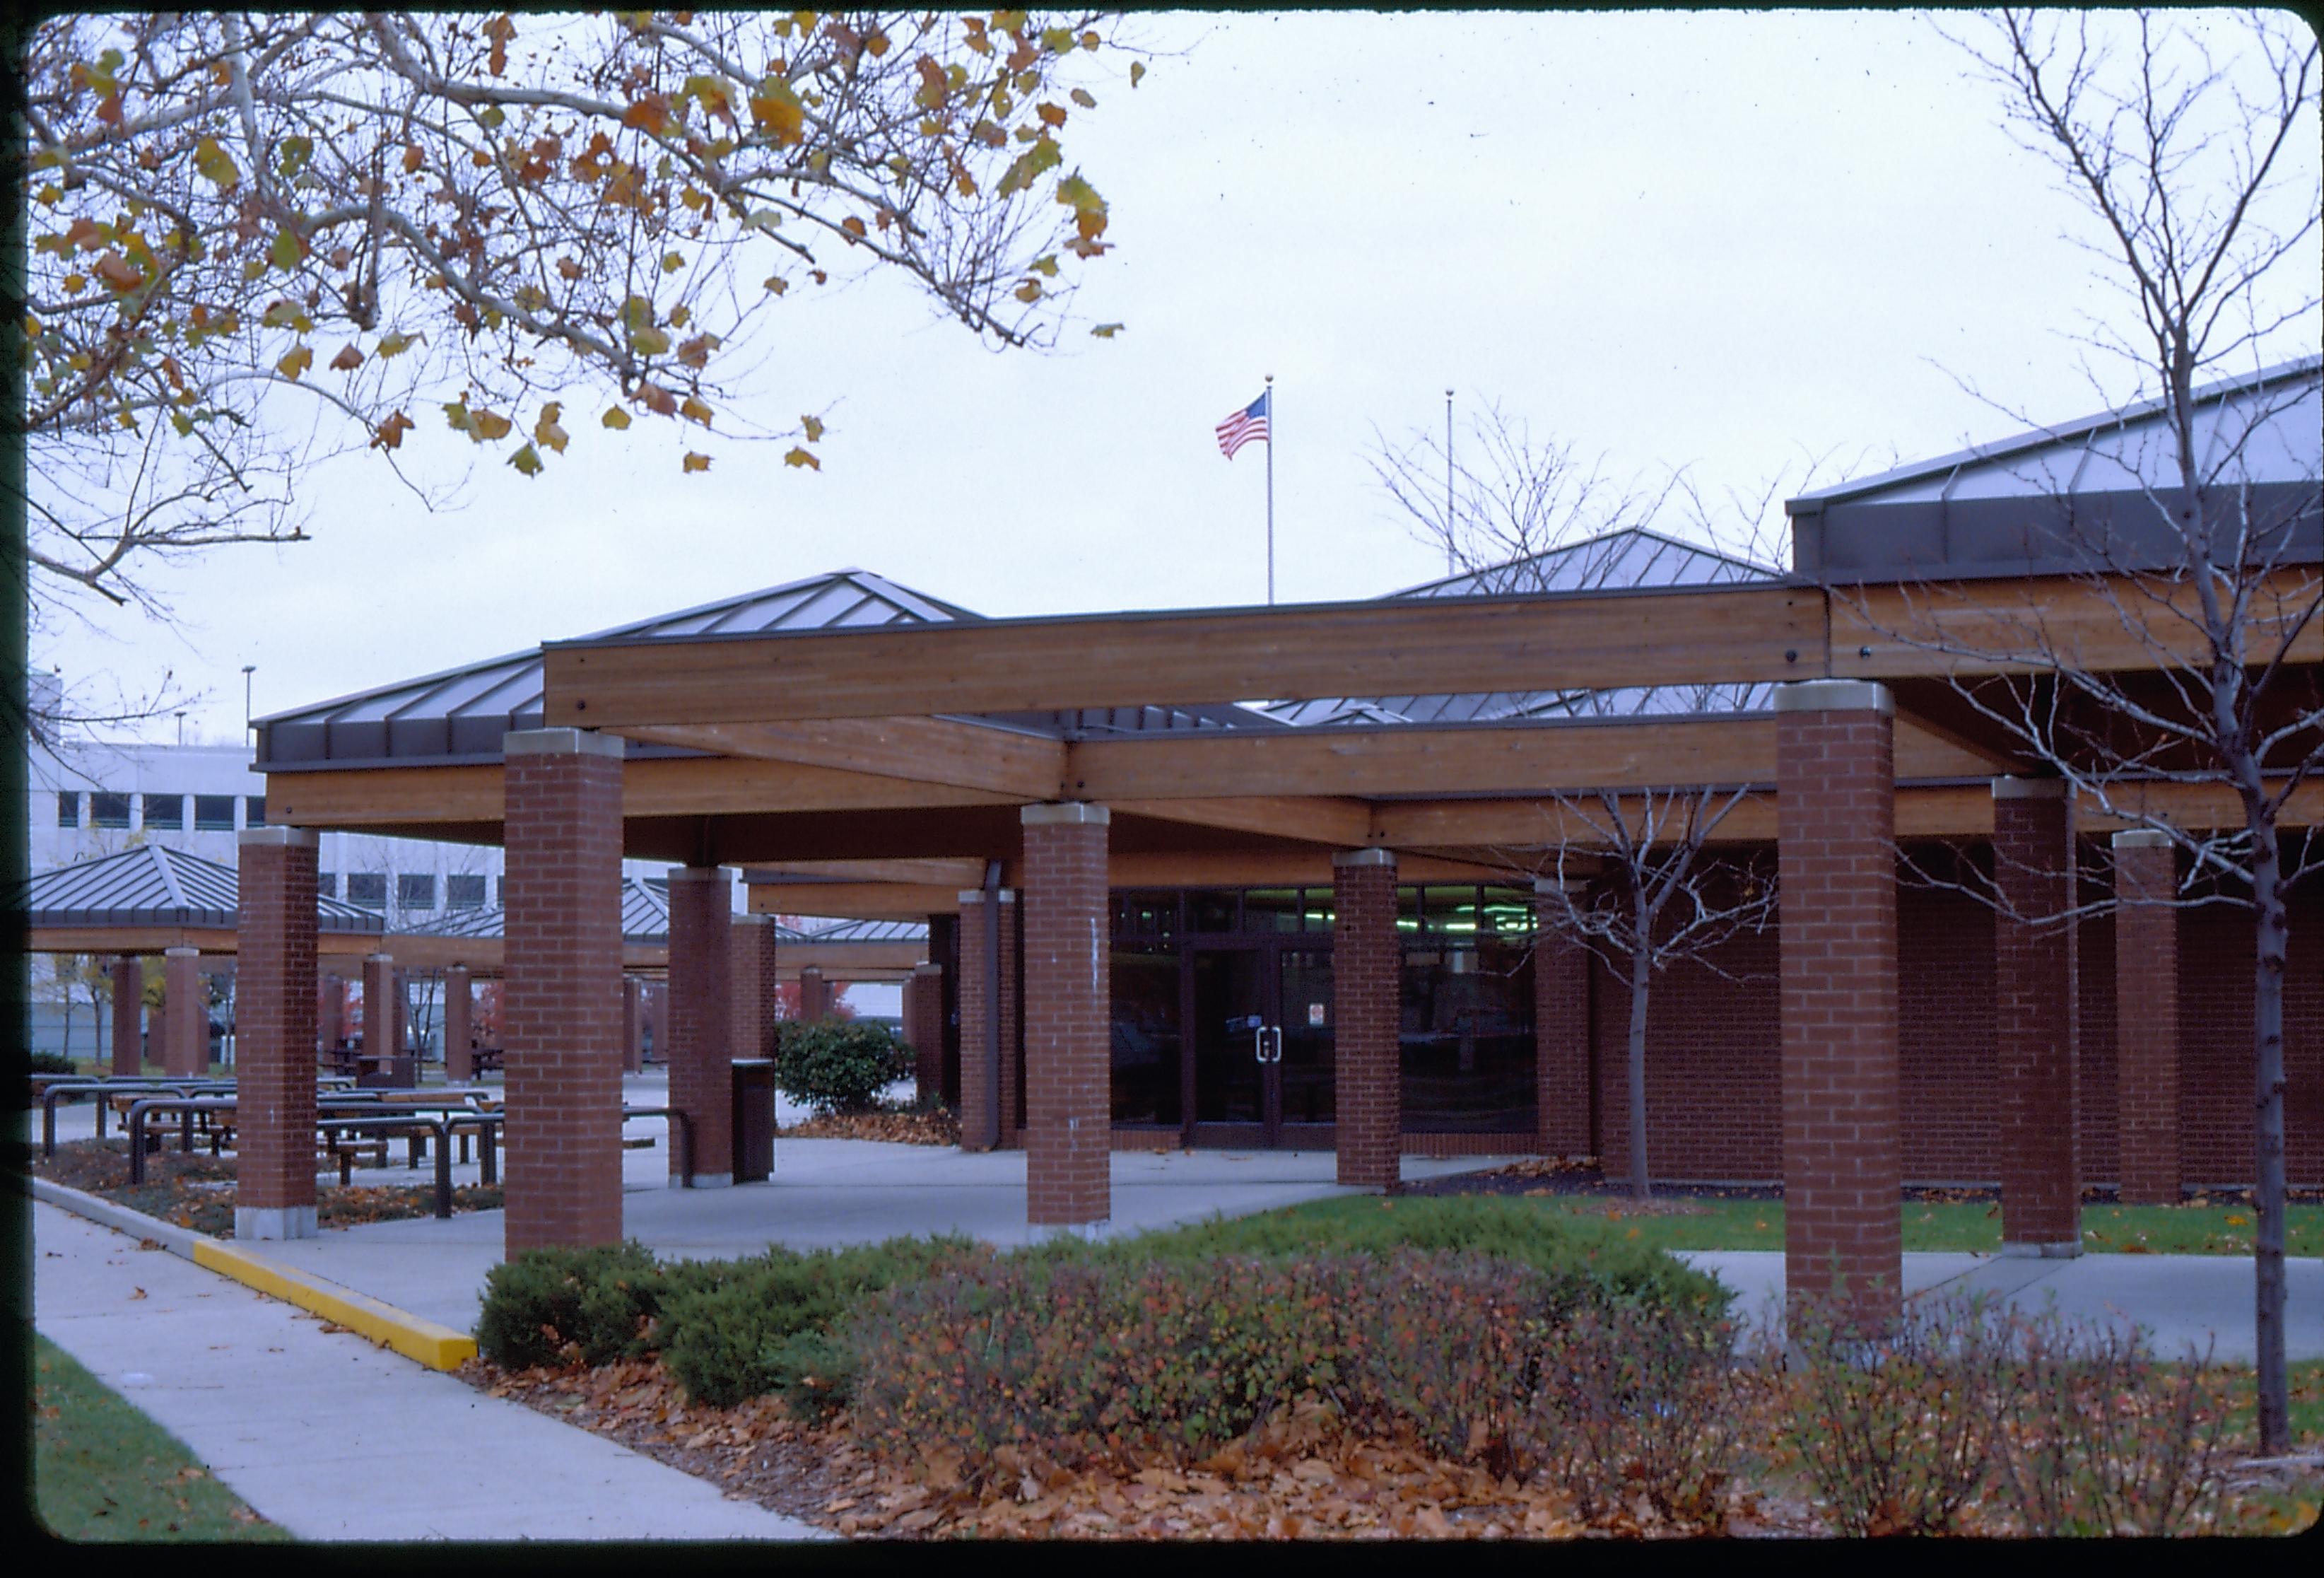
xmin=398 ymin=873 xmax=436 ymax=911
xmin=56 ymin=791 xmax=78 ymax=828
xmin=318 ymin=872 xmax=339 ymax=899
xmin=90 ymin=792 xmax=131 ymax=829
xmin=446 ymin=874 xmax=487 ymax=910
xmin=142 ymin=793 xmax=184 ymax=829
xmin=1110 ymin=948 xmax=1182 ymax=1126
xmin=346 ymin=872 xmax=387 ymax=908
xmin=1301 ymin=889 xmax=1336 ymax=931
xmin=1480 ymin=887 xmax=1537 ymax=936
xmin=1395 ymin=885 xmax=1423 ymax=935
xmin=1112 ymin=890 xmax=1179 ymax=939
xmin=244 ymin=795 xmax=266 ymax=827
xmin=194 ymin=795 xmax=236 ymax=831
xmin=1399 ymin=936 xmax=1537 ymax=1134
xmin=1189 ymin=890 xmax=1238 ymax=933
xmin=1241 ymin=887 xmax=1302 ymax=933
xmin=1426 ymin=886 xmax=1480 ymax=936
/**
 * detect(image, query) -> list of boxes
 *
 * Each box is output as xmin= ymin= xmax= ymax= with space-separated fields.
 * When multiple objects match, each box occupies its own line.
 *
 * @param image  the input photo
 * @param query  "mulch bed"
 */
xmin=1404 ymin=1157 xmax=2324 ymax=1209
xmin=30 ymin=1138 xmax=504 ymax=1239
xmin=777 ymin=1107 xmax=959 ymax=1146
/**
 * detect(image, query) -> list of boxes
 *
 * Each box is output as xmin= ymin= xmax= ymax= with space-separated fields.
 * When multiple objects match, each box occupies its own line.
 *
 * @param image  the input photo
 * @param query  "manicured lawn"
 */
xmin=1434 ymin=1194 xmax=2324 ymax=1256
xmin=32 ymin=1335 xmax=289 ymax=1542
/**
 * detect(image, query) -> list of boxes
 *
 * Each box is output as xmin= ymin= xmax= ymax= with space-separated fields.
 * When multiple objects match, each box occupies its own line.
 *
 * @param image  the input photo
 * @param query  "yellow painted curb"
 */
xmin=190 ymin=1239 xmax=479 ymax=1372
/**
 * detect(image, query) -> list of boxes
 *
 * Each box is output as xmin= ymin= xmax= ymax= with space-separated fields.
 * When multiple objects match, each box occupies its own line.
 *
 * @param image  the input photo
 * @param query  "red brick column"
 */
xmin=621 ymin=976 xmax=643 ymax=1074
xmin=501 ymin=727 xmax=628 ymax=1253
xmin=445 ymin=966 xmax=474 ymax=1082
xmin=907 ymin=963 xmax=946 ymax=1104
xmin=1776 ymin=680 xmax=1901 ymax=1330
xmin=799 ymin=965 xmax=831 ymax=1022
xmin=1022 ymin=804 xmax=1110 ymax=1227
xmin=669 ymin=867 xmax=735 ymax=1188
xmin=1335 ymin=850 xmax=1401 ymax=1191
xmin=1994 ymin=777 xmax=2080 ymax=1253
xmin=110 ymin=957 xmax=141 ymax=1076
xmin=359 ymin=952 xmax=394 ymax=1060
xmin=235 ymin=829 xmax=319 ymax=1239
xmin=318 ymin=976 xmax=345 ymax=1055
xmin=642 ymin=980 xmax=664 ymax=1064
xmin=2113 ymin=830 xmax=2181 ymax=1203
xmin=730 ymin=913 xmax=782 ymax=1060
xmin=1532 ymin=879 xmax=1593 ymax=1157
xmin=163 ymin=947 xmax=203 ymax=1075
xmin=956 ymin=887 xmax=1018 ymax=1151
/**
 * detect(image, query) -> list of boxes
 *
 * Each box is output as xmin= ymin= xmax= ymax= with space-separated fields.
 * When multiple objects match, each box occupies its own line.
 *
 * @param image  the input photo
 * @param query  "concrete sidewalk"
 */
xmin=31 ymin=1200 xmax=826 ymax=1542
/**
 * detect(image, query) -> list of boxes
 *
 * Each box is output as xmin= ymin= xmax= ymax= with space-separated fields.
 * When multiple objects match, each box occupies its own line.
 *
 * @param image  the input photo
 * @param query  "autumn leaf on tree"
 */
xmin=784 ymin=447 xmax=821 ymax=470
xmin=683 ymin=452 xmax=712 ymax=473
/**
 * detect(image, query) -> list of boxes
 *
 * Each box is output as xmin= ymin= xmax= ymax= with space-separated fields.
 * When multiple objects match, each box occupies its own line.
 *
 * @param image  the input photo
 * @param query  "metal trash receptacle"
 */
xmin=731 ymin=1058 xmax=776 ymax=1182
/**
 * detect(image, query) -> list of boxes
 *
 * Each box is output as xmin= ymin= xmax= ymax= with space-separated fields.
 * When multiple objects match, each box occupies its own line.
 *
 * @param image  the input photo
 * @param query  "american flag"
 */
xmin=1214 ymin=389 xmax=1270 ymax=460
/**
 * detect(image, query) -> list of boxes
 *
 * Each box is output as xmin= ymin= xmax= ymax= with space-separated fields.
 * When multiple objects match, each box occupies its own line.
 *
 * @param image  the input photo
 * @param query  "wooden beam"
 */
xmin=1371 ymin=795 xmax=1784 ymax=849
xmin=1108 ymin=851 xmax=1513 ymax=887
xmin=1071 ymin=716 xmax=1783 ymax=800
xmin=750 ymin=882 xmax=966 ymax=918
xmin=780 ymin=941 xmax=927 ymax=974
xmin=1111 ymin=795 xmax=1378 ymax=846
xmin=749 ymin=858 xmax=988 ymax=888
xmin=1833 ymin=570 xmax=2324 ymax=679
xmin=545 ymin=584 xmax=1827 ymax=725
xmin=616 ymin=717 xmax=1064 ymax=799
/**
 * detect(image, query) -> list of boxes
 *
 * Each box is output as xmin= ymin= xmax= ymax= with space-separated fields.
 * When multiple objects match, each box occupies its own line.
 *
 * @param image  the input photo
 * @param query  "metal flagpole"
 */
xmin=1445 ymin=388 xmax=1455 ymax=575
xmin=1264 ymin=374 xmax=1275 ymax=605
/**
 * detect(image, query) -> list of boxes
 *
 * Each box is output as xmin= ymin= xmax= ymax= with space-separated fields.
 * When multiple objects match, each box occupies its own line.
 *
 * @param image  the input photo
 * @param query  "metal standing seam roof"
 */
xmin=420 ymin=875 xmax=688 ymax=945
xmin=23 ymin=844 xmax=385 ymax=933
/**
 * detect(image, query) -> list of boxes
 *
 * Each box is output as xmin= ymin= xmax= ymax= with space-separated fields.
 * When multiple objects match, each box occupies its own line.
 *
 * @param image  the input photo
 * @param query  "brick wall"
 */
xmin=1994 ymin=783 xmax=2078 ymax=1247
xmin=1334 ymin=852 xmax=1401 ymax=1191
xmin=1776 ymin=686 xmax=1901 ymax=1326
xmin=235 ymin=831 xmax=318 ymax=1236
xmin=621 ymin=976 xmax=642 ymax=1075
xmin=110 ymin=957 xmax=141 ymax=1075
xmin=1532 ymin=889 xmax=1593 ymax=1157
xmin=500 ymin=730 xmax=626 ymax=1252
xmin=1593 ymin=930 xmax=1783 ymax=1182
xmin=446 ymin=966 xmax=474 ymax=1082
xmin=1021 ymin=806 xmax=1110 ymax=1225
xmin=905 ymin=964 xmax=944 ymax=1104
xmin=668 ymin=868 xmax=734 ymax=1186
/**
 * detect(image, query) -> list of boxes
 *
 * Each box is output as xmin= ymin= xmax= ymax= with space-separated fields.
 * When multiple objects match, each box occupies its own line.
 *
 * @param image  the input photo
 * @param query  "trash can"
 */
xmin=731 ymin=1059 xmax=776 ymax=1183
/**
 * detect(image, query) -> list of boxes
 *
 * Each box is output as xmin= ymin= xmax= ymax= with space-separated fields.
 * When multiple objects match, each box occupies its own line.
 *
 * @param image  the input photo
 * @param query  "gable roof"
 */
xmin=24 ymin=844 xmax=385 ymax=933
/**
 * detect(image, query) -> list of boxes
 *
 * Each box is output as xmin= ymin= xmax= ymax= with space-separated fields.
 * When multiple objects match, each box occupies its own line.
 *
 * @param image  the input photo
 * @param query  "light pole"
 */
xmin=241 ymin=665 xmax=256 ymax=747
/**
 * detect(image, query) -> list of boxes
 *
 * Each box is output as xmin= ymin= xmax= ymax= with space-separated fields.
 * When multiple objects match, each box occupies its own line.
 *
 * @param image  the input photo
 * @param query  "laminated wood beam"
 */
xmin=616 ymin=718 xmax=1063 ymax=800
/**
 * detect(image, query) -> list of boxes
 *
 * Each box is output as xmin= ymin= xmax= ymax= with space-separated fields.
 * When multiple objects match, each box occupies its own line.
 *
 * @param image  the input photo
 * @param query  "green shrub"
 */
xmin=28 ymin=1051 xmax=75 ymax=1076
xmin=657 ymin=1234 xmax=987 ymax=1410
xmin=476 ymin=1241 xmax=664 ymax=1369
xmin=844 ymin=1248 xmax=1703 ymax=1483
xmin=772 ymin=1019 xmax=912 ymax=1114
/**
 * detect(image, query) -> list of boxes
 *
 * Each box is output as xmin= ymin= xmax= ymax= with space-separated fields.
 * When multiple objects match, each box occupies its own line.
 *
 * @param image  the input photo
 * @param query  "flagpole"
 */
xmin=1264 ymin=373 xmax=1275 ymax=605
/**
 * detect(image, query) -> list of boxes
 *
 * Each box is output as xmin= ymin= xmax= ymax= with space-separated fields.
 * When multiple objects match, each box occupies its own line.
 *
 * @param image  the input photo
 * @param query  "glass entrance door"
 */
xmin=1189 ymin=944 xmax=1334 ymax=1147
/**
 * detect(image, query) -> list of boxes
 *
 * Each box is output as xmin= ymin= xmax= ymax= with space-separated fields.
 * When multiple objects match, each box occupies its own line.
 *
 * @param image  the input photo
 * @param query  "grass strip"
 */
xmin=31 ymin=1335 xmax=290 ymax=1543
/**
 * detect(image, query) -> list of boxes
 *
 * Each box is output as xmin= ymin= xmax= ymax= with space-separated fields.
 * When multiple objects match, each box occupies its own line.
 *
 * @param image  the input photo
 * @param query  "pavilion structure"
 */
xmin=236 ymin=358 xmax=2322 ymax=1325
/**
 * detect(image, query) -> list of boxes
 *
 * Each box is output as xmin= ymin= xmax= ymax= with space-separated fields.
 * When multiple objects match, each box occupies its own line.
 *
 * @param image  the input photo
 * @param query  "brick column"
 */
xmin=1532 ymin=878 xmax=1593 ymax=1157
xmin=163 ymin=947 xmax=203 ymax=1075
xmin=642 ymin=980 xmax=664 ymax=1064
xmin=1334 ymin=850 xmax=1401 ymax=1191
xmin=1776 ymin=680 xmax=1901 ymax=1330
xmin=501 ymin=728 xmax=628 ymax=1253
xmin=1021 ymin=804 xmax=1109 ymax=1227
xmin=1994 ymin=777 xmax=2080 ymax=1254
xmin=110 ymin=957 xmax=141 ymax=1076
xmin=621 ymin=976 xmax=643 ymax=1074
xmin=669 ymin=867 xmax=735 ymax=1188
xmin=730 ymin=913 xmax=782 ymax=1061
xmin=2113 ymin=830 xmax=2181 ymax=1203
xmin=796 ymin=965 xmax=830 ymax=1022
xmin=956 ymin=887 xmax=1019 ymax=1150
xmin=235 ymin=829 xmax=319 ymax=1239
xmin=358 ymin=952 xmax=393 ymax=1060
xmin=318 ymin=976 xmax=345 ymax=1054
xmin=907 ymin=963 xmax=946 ymax=1104
xmin=445 ymin=966 xmax=474 ymax=1082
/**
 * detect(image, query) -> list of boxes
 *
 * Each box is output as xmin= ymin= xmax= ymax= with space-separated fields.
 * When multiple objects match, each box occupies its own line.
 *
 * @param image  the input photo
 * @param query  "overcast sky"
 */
xmin=36 ymin=8 xmax=2324 ymax=744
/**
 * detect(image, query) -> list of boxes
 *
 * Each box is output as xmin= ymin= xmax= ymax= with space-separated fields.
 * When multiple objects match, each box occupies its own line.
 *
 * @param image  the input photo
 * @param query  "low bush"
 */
xmin=657 ymin=1235 xmax=988 ymax=1410
xmin=476 ymin=1241 xmax=664 ymax=1370
xmin=28 ymin=1051 xmax=75 ymax=1075
xmin=773 ymin=1020 xmax=912 ymax=1115
xmin=1988 ymin=1314 xmax=2228 ymax=1536
xmin=1530 ymin=1296 xmax=1742 ymax=1529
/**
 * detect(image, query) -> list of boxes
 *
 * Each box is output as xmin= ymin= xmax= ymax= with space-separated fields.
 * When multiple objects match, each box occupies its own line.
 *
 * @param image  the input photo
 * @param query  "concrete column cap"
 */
xmin=503 ymin=726 xmax=626 ymax=759
xmin=1021 ymin=801 xmax=1109 ymax=826
xmin=1992 ymin=775 xmax=2070 ymax=800
xmin=799 ymin=964 xmax=824 ymax=975
xmin=732 ymin=911 xmax=770 ymax=925
xmin=912 ymin=962 xmax=945 ymax=976
xmin=956 ymin=887 xmax=1018 ymax=904
xmin=366 ymin=951 xmax=394 ymax=964
xmin=1771 ymin=678 xmax=1893 ymax=716
xmin=163 ymin=945 xmax=200 ymax=958
xmin=1332 ymin=848 xmax=1397 ymax=869
xmin=668 ymin=865 xmax=731 ymax=882
xmin=237 ymin=826 xmax=318 ymax=848
xmin=2112 ymin=828 xmax=2176 ymax=849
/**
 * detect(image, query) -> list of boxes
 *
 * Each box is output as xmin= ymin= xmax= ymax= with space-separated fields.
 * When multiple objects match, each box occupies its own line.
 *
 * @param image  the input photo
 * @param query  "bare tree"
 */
xmin=1895 ymin=7 xmax=2322 ymax=1453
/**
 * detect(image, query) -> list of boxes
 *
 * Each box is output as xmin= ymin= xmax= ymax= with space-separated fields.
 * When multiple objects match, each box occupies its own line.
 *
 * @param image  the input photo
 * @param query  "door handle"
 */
xmin=1252 ymin=1024 xmax=1269 ymax=1064
xmin=1264 ymin=1025 xmax=1284 ymax=1063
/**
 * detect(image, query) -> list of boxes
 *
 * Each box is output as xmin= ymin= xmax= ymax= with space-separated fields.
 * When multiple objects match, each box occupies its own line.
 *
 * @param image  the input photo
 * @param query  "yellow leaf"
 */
xmin=1089 ymin=322 xmax=1123 ymax=339
xmin=800 ymin=414 xmax=825 ymax=441
xmin=840 ymin=215 xmax=866 ymax=240
xmin=471 ymin=409 xmax=512 ymax=442
xmin=660 ymin=250 xmax=685 ymax=274
xmin=783 ymin=447 xmax=820 ymax=470
xmin=628 ymin=324 xmax=671 ymax=356
xmin=1070 ymin=87 xmax=1096 ymax=109
xmin=762 ymin=275 xmax=789 ymax=295
xmin=601 ymin=407 xmax=632 ymax=430
xmin=375 ymin=331 xmax=418 ymax=358
xmin=1130 ymin=62 xmax=1146 ymax=88
xmin=679 ymin=395 xmax=712 ymax=426
xmin=1012 ymin=280 xmax=1040 ymax=303
xmin=508 ymin=443 xmax=543 ymax=477
xmin=1036 ymin=102 xmax=1067 ymax=128
xmin=535 ymin=402 xmax=568 ymax=452
xmin=193 ymin=136 xmax=240 ymax=191
xmin=749 ymin=78 xmax=805 ymax=145
xmin=275 ymin=345 xmax=312 ymax=380
xmin=402 ymin=144 xmax=423 ymax=174
xmin=683 ymin=451 xmax=711 ymax=473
